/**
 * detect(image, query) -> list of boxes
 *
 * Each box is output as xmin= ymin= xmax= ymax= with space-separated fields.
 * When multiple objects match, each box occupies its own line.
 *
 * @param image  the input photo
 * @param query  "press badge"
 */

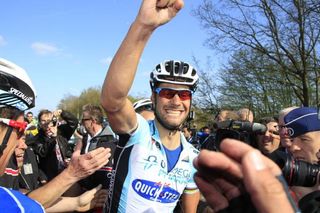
xmin=23 ymin=163 xmax=33 ymax=175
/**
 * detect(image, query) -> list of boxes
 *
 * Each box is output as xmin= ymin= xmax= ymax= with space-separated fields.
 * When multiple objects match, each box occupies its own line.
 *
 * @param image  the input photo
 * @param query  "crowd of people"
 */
xmin=0 ymin=0 xmax=319 ymax=212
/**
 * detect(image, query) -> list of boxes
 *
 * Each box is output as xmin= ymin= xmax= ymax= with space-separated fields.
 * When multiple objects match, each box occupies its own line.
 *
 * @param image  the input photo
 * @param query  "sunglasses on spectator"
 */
xmin=81 ymin=118 xmax=91 ymax=123
xmin=0 ymin=118 xmax=27 ymax=137
xmin=154 ymin=88 xmax=192 ymax=101
xmin=257 ymin=130 xmax=280 ymax=136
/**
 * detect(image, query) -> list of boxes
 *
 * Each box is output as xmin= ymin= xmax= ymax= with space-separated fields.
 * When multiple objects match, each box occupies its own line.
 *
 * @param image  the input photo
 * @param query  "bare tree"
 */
xmin=193 ymin=0 xmax=320 ymax=106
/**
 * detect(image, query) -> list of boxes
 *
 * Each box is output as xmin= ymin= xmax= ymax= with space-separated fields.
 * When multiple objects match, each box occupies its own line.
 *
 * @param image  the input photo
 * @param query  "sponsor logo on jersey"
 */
xmin=181 ymin=156 xmax=189 ymax=163
xmin=132 ymin=179 xmax=180 ymax=203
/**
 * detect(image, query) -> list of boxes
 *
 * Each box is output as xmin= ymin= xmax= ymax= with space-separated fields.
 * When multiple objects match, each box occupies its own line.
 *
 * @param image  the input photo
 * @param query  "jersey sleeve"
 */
xmin=126 ymin=113 xmax=150 ymax=147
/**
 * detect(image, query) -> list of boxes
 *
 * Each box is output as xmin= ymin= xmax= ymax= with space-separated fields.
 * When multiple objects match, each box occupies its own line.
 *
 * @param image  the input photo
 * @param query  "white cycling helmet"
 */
xmin=0 ymin=58 xmax=36 ymax=111
xmin=133 ymin=98 xmax=153 ymax=111
xmin=150 ymin=60 xmax=199 ymax=92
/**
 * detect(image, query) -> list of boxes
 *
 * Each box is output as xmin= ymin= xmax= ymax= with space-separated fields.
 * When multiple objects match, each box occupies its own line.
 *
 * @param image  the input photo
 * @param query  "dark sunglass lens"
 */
xmin=159 ymin=89 xmax=175 ymax=99
xmin=178 ymin=91 xmax=191 ymax=100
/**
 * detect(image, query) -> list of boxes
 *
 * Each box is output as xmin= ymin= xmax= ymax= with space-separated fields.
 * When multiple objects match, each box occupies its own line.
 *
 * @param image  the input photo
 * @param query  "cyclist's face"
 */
xmin=0 ymin=115 xmax=25 ymax=175
xmin=153 ymin=83 xmax=191 ymax=129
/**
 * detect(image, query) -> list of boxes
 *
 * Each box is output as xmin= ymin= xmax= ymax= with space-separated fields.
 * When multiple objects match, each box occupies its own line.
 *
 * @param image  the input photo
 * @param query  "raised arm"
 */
xmin=100 ymin=0 xmax=184 ymax=133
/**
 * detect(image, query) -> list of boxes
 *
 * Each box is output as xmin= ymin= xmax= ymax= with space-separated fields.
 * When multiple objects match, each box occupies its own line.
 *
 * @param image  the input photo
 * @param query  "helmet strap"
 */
xmin=0 ymin=126 xmax=13 ymax=156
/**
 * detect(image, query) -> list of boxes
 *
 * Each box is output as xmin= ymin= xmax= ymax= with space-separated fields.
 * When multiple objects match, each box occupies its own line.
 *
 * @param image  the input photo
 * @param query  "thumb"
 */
xmin=93 ymin=184 xmax=102 ymax=193
xmin=73 ymin=140 xmax=83 ymax=156
xmin=242 ymin=150 xmax=296 ymax=212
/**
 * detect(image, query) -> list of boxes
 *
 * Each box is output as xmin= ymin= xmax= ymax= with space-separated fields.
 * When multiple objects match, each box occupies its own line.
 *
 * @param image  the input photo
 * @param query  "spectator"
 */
xmin=28 ymin=109 xmax=78 ymax=181
xmin=237 ymin=108 xmax=254 ymax=123
xmin=278 ymin=106 xmax=298 ymax=150
xmin=25 ymin=111 xmax=37 ymax=126
xmin=182 ymin=125 xmax=193 ymax=143
xmin=100 ymin=0 xmax=200 ymax=212
xmin=79 ymin=104 xmax=116 ymax=190
xmin=256 ymin=117 xmax=281 ymax=155
xmin=214 ymin=109 xmax=238 ymax=122
xmin=25 ymin=111 xmax=38 ymax=136
xmin=284 ymin=107 xmax=320 ymax=211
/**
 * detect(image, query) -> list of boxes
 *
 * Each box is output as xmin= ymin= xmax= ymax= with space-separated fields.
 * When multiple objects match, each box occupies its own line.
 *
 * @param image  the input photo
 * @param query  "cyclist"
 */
xmin=133 ymin=98 xmax=154 ymax=120
xmin=0 ymin=58 xmax=111 ymax=212
xmin=101 ymin=0 xmax=200 ymax=212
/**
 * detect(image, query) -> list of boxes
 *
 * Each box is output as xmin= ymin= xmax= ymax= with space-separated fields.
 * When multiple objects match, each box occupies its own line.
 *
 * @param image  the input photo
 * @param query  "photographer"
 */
xmin=27 ymin=109 xmax=78 ymax=181
xmin=255 ymin=117 xmax=281 ymax=155
xmin=282 ymin=107 xmax=320 ymax=212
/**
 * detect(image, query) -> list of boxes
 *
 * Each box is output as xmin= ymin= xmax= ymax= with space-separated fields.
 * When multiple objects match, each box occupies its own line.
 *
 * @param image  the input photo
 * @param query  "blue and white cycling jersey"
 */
xmin=106 ymin=114 xmax=199 ymax=213
xmin=0 ymin=186 xmax=45 ymax=212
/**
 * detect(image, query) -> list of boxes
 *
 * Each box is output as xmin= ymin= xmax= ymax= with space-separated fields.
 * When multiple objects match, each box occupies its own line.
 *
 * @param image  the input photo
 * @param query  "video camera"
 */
xmin=214 ymin=120 xmax=267 ymax=150
xmin=270 ymin=151 xmax=320 ymax=187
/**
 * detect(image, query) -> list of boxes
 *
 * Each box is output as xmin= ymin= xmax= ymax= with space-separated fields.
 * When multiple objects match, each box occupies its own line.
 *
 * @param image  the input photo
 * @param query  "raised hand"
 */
xmin=65 ymin=141 xmax=111 ymax=181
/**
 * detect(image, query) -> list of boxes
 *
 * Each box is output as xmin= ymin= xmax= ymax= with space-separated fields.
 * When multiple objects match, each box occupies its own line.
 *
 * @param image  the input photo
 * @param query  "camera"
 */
xmin=51 ymin=116 xmax=58 ymax=126
xmin=40 ymin=116 xmax=58 ymax=129
xmin=214 ymin=120 xmax=267 ymax=150
xmin=270 ymin=151 xmax=320 ymax=187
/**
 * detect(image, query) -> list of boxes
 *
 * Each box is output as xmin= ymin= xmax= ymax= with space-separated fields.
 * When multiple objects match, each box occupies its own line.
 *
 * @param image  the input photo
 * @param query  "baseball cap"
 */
xmin=284 ymin=107 xmax=320 ymax=138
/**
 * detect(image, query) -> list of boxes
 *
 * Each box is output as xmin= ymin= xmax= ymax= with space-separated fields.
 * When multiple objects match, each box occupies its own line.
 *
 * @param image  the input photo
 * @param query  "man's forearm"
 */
xmin=28 ymin=169 xmax=78 ymax=208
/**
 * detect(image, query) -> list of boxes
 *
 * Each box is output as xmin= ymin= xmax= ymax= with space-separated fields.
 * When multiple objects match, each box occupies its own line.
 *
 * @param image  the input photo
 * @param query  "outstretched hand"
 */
xmin=76 ymin=184 xmax=108 ymax=212
xmin=65 ymin=141 xmax=111 ymax=181
xmin=194 ymin=139 xmax=298 ymax=213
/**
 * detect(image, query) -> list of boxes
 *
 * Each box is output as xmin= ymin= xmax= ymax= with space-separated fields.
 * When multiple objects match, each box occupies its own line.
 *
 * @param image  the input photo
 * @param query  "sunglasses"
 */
xmin=0 ymin=118 xmax=27 ymax=136
xmin=81 ymin=118 xmax=91 ymax=123
xmin=257 ymin=130 xmax=280 ymax=136
xmin=154 ymin=88 xmax=192 ymax=101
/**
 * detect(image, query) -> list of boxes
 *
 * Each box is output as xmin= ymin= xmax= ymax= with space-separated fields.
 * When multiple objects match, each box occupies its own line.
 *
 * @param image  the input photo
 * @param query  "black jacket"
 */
xmin=19 ymin=147 xmax=47 ymax=191
xmin=27 ymin=110 xmax=78 ymax=181
xmin=80 ymin=126 xmax=117 ymax=189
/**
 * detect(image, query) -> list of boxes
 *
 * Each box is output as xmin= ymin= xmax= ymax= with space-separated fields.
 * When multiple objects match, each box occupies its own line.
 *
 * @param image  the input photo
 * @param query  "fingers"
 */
xmin=194 ymin=149 xmax=244 ymax=212
xmin=91 ymin=184 xmax=102 ymax=194
xmin=156 ymin=0 xmax=176 ymax=8
xmin=194 ymin=173 xmax=229 ymax=212
xmin=156 ymin=0 xmax=184 ymax=14
xmin=242 ymin=150 xmax=296 ymax=212
xmin=81 ymin=148 xmax=111 ymax=173
xmin=194 ymin=150 xmax=243 ymax=181
xmin=219 ymin=139 xmax=254 ymax=162
xmin=93 ymin=189 xmax=108 ymax=207
xmin=220 ymin=139 xmax=281 ymax=175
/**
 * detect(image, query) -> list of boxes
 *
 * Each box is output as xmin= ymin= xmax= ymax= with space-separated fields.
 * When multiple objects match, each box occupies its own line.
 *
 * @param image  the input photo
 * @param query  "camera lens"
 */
xmin=282 ymin=156 xmax=320 ymax=187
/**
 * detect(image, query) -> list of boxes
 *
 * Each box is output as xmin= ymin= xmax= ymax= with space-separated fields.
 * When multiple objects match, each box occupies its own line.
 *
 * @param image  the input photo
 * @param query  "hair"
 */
xmin=0 ymin=107 xmax=23 ymax=120
xmin=215 ymin=110 xmax=239 ymax=121
xmin=37 ymin=109 xmax=52 ymax=122
xmin=278 ymin=106 xmax=299 ymax=120
xmin=258 ymin=116 xmax=278 ymax=125
xmin=182 ymin=125 xmax=191 ymax=132
xmin=82 ymin=104 xmax=104 ymax=125
xmin=237 ymin=108 xmax=254 ymax=121
xmin=26 ymin=111 xmax=33 ymax=116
